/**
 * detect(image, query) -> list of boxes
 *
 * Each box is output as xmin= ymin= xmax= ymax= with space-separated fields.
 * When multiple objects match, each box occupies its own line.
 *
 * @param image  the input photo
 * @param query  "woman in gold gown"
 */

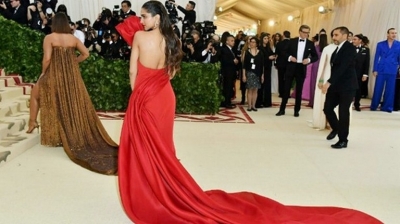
xmin=26 ymin=13 xmax=118 ymax=175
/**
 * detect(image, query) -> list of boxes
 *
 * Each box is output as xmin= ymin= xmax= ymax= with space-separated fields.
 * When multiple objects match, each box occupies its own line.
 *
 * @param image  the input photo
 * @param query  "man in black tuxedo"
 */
xmin=322 ymin=26 xmax=358 ymax=149
xmin=0 ymin=0 xmax=27 ymax=25
xmin=352 ymin=34 xmax=370 ymax=111
xmin=275 ymin=30 xmax=291 ymax=97
xmin=170 ymin=1 xmax=196 ymax=25
xmin=220 ymin=35 xmax=239 ymax=108
xmin=276 ymin=25 xmax=318 ymax=117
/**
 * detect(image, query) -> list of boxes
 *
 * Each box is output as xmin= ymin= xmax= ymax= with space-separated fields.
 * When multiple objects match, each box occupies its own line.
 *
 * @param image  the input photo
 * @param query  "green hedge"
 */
xmin=0 ymin=16 xmax=222 ymax=114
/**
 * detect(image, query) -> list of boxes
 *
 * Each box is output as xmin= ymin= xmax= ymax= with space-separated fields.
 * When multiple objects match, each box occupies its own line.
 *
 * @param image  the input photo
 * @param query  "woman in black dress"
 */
xmin=257 ymin=33 xmax=276 ymax=107
xmin=242 ymin=37 xmax=264 ymax=111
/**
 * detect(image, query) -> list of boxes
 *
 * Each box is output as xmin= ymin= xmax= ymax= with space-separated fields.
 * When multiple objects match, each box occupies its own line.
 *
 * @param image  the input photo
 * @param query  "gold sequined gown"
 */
xmin=38 ymin=47 xmax=118 ymax=175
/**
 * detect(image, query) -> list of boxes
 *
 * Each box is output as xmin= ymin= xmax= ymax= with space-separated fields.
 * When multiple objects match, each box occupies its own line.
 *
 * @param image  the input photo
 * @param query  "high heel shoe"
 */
xmin=26 ymin=121 xmax=40 ymax=134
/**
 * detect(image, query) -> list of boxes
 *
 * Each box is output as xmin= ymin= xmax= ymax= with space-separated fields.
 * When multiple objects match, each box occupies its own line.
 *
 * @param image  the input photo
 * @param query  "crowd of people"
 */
xmin=0 ymin=0 xmax=137 ymax=60
xmin=215 ymin=25 xmax=400 ymax=149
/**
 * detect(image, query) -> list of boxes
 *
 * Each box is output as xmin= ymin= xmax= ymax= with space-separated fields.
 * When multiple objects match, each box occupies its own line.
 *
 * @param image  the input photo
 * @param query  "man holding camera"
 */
xmin=27 ymin=0 xmax=46 ymax=31
xmin=169 ymin=0 xmax=196 ymax=25
xmin=70 ymin=22 xmax=85 ymax=43
xmin=203 ymin=35 xmax=220 ymax=63
xmin=185 ymin=29 xmax=207 ymax=62
xmin=0 ymin=0 xmax=27 ymax=25
xmin=93 ymin=8 xmax=118 ymax=44
xmin=118 ymin=0 xmax=135 ymax=22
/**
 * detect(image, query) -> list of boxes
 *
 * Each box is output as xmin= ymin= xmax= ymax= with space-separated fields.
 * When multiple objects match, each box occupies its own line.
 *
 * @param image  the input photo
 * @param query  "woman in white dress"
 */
xmin=312 ymin=43 xmax=337 ymax=129
xmin=312 ymin=39 xmax=354 ymax=130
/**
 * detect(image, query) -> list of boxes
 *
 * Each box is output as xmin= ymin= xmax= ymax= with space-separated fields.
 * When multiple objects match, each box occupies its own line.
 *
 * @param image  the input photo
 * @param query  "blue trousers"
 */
xmin=371 ymin=73 xmax=397 ymax=111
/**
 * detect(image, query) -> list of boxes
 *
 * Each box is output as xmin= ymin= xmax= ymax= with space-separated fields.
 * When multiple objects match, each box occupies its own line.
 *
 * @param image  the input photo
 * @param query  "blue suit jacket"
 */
xmin=373 ymin=40 xmax=400 ymax=74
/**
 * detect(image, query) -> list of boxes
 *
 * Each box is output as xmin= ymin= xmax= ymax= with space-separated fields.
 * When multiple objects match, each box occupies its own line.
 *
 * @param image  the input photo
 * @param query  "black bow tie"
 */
xmin=299 ymin=39 xmax=305 ymax=42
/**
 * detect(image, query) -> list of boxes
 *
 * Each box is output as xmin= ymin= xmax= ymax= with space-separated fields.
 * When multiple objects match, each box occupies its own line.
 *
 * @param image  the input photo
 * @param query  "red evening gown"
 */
xmin=117 ymin=17 xmax=383 ymax=224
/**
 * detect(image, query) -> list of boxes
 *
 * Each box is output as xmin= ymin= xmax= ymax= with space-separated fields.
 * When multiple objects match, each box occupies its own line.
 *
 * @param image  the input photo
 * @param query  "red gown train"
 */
xmin=117 ymin=16 xmax=382 ymax=224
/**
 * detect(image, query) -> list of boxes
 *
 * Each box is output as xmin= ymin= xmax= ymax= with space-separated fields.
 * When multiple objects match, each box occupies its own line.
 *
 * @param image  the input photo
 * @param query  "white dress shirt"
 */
xmin=74 ymin=30 xmax=85 ymax=44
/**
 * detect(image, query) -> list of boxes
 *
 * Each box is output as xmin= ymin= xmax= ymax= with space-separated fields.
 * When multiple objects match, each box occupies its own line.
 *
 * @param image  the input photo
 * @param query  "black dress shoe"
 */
xmin=247 ymin=108 xmax=252 ymax=112
xmin=252 ymin=108 xmax=258 ymax=111
xmin=275 ymin=111 xmax=285 ymax=116
xmin=331 ymin=141 xmax=348 ymax=149
xmin=225 ymin=105 xmax=235 ymax=109
xmin=294 ymin=112 xmax=299 ymax=117
xmin=355 ymin=106 xmax=361 ymax=111
xmin=326 ymin=131 xmax=337 ymax=140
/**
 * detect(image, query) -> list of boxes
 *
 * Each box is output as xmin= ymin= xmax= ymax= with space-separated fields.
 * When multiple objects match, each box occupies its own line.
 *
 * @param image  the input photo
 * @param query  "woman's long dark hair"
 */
xmin=142 ymin=1 xmax=183 ymax=77
xmin=318 ymin=34 xmax=328 ymax=52
xmin=51 ymin=12 xmax=71 ymax=34
xmin=56 ymin=4 xmax=69 ymax=16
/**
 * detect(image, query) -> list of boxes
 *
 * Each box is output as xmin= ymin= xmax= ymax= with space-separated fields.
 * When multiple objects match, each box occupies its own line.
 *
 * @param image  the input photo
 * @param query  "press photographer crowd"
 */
xmin=0 ymin=0 xmax=222 ymax=63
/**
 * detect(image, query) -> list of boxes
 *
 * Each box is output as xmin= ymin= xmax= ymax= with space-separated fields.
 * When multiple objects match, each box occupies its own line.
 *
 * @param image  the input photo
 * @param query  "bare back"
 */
xmin=40 ymin=32 xmax=89 ymax=77
xmin=47 ymin=33 xmax=80 ymax=48
xmin=136 ymin=30 xmax=166 ymax=69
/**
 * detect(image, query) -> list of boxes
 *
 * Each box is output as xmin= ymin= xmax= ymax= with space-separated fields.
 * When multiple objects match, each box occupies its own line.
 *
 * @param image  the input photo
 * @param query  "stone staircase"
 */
xmin=0 ymin=69 xmax=39 ymax=167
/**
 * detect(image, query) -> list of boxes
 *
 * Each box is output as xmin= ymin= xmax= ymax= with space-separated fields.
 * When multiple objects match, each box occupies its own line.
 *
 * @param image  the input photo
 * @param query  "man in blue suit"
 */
xmin=371 ymin=28 xmax=400 ymax=112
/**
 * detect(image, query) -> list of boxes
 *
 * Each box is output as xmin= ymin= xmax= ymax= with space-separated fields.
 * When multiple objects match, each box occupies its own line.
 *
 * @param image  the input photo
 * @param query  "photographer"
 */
xmin=203 ymin=34 xmax=220 ymax=63
xmin=0 ymin=0 xmax=28 ymax=25
xmin=70 ymin=21 xmax=85 ymax=43
xmin=76 ymin=18 xmax=96 ymax=48
xmin=40 ymin=7 xmax=53 ymax=34
xmin=93 ymin=8 xmax=118 ymax=43
xmin=27 ymin=0 xmax=46 ymax=32
xmin=117 ymin=0 xmax=136 ymax=22
xmin=184 ymin=29 xmax=207 ymax=62
xmin=169 ymin=0 xmax=196 ymax=25
xmin=101 ymin=30 xmax=126 ymax=59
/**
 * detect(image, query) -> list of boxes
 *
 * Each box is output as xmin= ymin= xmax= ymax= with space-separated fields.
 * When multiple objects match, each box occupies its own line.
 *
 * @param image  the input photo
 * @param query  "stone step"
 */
xmin=0 ymin=79 xmax=6 ymax=88
xmin=0 ymin=69 xmax=40 ymax=168
xmin=0 ymin=113 xmax=30 ymax=140
xmin=0 ymin=130 xmax=40 ymax=167
xmin=0 ymin=87 xmax=24 ymax=101
xmin=0 ymin=77 xmax=17 ymax=87
xmin=0 ymin=97 xmax=30 ymax=118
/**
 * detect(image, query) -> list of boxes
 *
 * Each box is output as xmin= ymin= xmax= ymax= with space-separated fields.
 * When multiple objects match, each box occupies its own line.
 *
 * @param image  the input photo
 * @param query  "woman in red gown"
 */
xmin=117 ymin=1 xmax=382 ymax=223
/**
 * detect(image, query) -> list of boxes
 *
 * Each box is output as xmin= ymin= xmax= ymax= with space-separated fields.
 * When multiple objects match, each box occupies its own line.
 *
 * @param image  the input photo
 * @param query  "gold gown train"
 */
xmin=38 ymin=47 xmax=118 ymax=175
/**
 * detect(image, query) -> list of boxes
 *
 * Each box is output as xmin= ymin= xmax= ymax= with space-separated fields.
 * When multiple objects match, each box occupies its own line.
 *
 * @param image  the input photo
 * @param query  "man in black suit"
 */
xmin=118 ymin=0 xmax=136 ymax=23
xmin=170 ymin=1 xmax=196 ymax=26
xmin=352 ymin=34 xmax=370 ymax=111
xmin=275 ymin=30 xmax=291 ymax=97
xmin=220 ymin=35 xmax=239 ymax=108
xmin=276 ymin=25 xmax=318 ymax=117
xmin=0 ymin=0 xmax=27 ymax=25
xmin=322 ymin=26 xmax=358 ymax=149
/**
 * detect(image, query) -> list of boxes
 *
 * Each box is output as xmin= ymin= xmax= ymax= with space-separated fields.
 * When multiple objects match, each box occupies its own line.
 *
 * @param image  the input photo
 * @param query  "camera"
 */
xmin=165 ymin=1 xmax=175 ymax=12
xmin=192 ymin=21 xmax=217 ymax=40
xmin=0 ymin=0 xmax=10 ymax=8
xmin=76 ymin=20 xmax=87 ymax=30
xmin=185 ymin=37 xmax=194 ymax=45
xmin=112 ymin=5 xmax=120 ymax=19
xmin=165 ymin=1 xmax=180 ymax=24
